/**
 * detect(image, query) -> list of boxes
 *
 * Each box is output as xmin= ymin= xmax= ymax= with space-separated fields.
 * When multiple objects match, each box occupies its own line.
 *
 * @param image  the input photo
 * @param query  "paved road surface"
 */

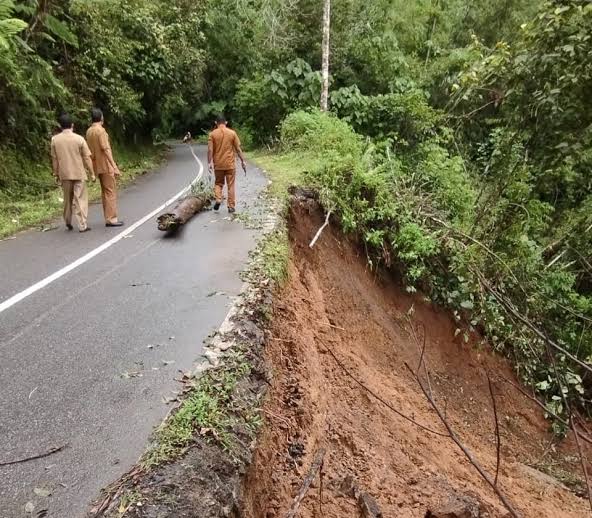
xmin=0 ymin=144 xmax=267 ymax=518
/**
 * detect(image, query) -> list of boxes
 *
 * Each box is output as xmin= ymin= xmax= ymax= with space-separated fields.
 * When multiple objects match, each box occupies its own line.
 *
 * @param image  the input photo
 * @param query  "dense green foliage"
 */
xmin=2 ymin=0 xmax=591 ymax=425
xmin=0 ymin=0 xmax=206 ymax=232
xmin=272 ymin=0 xmax=591 ymax=429
xmin=0 ymin=0 xmax=206 ymax=151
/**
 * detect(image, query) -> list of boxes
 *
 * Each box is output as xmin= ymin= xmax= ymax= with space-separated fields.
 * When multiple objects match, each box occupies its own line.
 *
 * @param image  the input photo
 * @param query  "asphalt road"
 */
xmin=0 ymin=143 xmax=268 ymax=518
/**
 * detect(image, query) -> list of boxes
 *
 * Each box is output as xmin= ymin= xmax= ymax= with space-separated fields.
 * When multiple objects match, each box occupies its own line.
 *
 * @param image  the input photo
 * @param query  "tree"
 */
xmin=320 ymin=0 xmax=330 ymax=111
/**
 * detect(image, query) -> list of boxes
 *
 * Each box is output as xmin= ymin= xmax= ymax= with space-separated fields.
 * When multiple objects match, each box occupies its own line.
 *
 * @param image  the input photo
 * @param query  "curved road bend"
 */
xmin=0 ymin=143 xmax=267 ymax=518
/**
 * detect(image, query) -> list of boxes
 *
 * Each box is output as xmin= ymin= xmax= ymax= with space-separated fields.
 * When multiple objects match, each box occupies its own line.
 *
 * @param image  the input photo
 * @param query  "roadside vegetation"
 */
xmin=247 ymin=151 xmax=308 ymax=203
xmin=143 ymin=349 xmax=257 ymax=468
xmin=240 ymin=1 xmax=592 ymax=431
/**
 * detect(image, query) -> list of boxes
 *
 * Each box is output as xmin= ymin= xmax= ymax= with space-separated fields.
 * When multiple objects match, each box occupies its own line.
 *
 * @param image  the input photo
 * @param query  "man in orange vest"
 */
xmin=207 ymin=115 xmax=247 ymax=213
xmin=86 ymin=108 xmax=124 ymax=227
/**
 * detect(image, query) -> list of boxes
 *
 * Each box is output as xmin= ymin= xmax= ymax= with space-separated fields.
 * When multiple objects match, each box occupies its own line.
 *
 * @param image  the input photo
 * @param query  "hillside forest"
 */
xmin=1 ymin=0 xmax=592 ymax=431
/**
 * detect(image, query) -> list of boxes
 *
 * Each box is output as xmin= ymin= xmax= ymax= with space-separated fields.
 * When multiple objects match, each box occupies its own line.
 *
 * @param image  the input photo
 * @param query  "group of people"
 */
xmin=51 ymin=108 xmax=123 ymax=232
xmin=51 ymin=111 xmax=247 ymax=232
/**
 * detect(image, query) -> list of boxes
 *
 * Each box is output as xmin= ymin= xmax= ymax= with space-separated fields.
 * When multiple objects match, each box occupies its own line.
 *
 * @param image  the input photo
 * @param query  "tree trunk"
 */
xmin=320 ymin=0 xmax=331 ymax=112
xmin=25 ymin=0 xmax=51 ymax=44
xmin=424 ymin=0 xmax=439 ymax=68
xmin=157 ymin=195 xmax=210 ymax=231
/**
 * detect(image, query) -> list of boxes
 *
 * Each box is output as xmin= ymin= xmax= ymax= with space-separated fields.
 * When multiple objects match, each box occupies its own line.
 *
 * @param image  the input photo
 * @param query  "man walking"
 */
xmin=207 ymin=115 xmax=247 ymax=214
xmin=51 ymin=113 xmax=95 ymax=232
xmin=86 ymin=108 xmax=124 ymax=227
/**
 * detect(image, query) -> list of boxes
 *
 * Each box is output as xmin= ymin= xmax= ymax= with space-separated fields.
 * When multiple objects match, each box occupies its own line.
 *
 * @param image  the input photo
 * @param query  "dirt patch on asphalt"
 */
xmin=241 ymin=200 xmax=591 ymax=517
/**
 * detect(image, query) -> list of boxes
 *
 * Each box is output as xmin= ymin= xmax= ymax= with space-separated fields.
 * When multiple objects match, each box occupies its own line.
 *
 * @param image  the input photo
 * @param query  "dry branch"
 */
xmin=316 ymin=319 xmax=345 ymax=331
xmin=434 ymin=215 xmax=592 ymax=325
xmin=478 ymin=275 xmax=592 ymax=375
xmin=571 ymin=415 xmax=592 ymax=514
xmin=404 ymin=363 xmax=521 ymax=518
xmin=498 ymin=376 xmax=592 ymax=445
xmin=90 ymin=464 xmax=144 ymax=516
xmin=309 ymin=210 xmax=332 ymax=248
xmin=0 ymin=444 xmax=67 ymax=467
xmin=427 ymin=214 xmax=526 ymax=296
xmin=486 ymin=371 xmax=502 ymax=486
xmin=545 ymin=342 xmax=592 ymax=515
xmin=285 ymin=448 xmax=326 ymax=518
xmin=323 ymin=343 xmax=449 ymax=437
xmin=406 ymin=317 xmax=433 ymax=398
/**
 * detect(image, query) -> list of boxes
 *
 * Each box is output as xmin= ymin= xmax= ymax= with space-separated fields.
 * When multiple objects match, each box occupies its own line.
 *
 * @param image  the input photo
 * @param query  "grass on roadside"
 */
xmin=247 ymin=150 xmax=313 ymax=202
xmin=0 ymin=142 xmax=166 ymax=239
xmin=256 ymin=229 xmax=290 ymax=287
xmin=142 ymin=350 xmax=254 ymax=468
xmin=194 ymin=133 xmax=209 ymax=145
xmin=244 ymin=149 xmax=317 ymax=288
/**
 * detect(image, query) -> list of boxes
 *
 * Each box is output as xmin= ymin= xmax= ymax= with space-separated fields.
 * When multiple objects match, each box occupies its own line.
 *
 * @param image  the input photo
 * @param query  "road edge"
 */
xmin=89 ymin=193 xmax=284 ymax=517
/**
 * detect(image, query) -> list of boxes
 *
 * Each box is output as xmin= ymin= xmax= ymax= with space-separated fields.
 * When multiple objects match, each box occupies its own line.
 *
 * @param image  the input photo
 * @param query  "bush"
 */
xmin=235 ymin=59 xmax=322 ymax=143
xmin=233 ymin=124 xmax=255 ymax=151
xmin=280 ymin=110 xmax=362 ymax=157
xmin=0 ymin=147 xmax=53 ymax=198
xmin=281 ymin=110 xmax=473 ymax=285
xmin=331 ymin=88 xmax=444 ymax=147
xmin=277 ymin=94 xmax=592 ymax=424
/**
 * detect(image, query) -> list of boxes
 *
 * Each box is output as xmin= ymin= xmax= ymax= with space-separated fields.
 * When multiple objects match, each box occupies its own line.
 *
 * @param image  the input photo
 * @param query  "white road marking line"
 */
xmin=0 ymin=147 xmax=204 ymax=315
xmin=1 ymin=240 xmax=159 ymax=348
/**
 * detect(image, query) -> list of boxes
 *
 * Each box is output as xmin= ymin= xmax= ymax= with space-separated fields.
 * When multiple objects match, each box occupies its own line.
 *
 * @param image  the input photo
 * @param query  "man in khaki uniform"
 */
xmin=86 ymin=108 xmax=124 ymax=227
xmin=51 ymin=113 xmax=95 ymax=232
xmin=207 ymin=115 xmax=247 ymax=214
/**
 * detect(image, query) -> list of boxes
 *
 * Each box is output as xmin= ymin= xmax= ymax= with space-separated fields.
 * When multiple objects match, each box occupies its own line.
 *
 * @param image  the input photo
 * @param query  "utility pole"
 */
xmin=320 ymin=0 xmax=331 ymax=112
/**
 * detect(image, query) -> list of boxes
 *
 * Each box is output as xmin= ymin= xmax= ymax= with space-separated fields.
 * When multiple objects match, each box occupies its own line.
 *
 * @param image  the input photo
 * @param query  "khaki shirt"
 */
xmin=208 ymin=126 xmax=241 ymax=171
xmin=86 ymin=124 xmax=113 ymax=175
xmin=51 ymin=129 xmax=93 ymax=181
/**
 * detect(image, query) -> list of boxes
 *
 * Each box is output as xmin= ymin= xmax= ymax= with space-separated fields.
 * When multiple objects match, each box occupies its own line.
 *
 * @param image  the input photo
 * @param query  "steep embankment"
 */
xmin=242 ymin=198 xmax=590 ymax=517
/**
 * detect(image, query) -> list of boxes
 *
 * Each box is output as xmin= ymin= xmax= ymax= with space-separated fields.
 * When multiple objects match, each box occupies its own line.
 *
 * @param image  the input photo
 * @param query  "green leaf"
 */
xmin=460 ymin=300 xmax=474 ymax=310
xmin=43 ymin=14 xmax=78 ymax=47
xmin=536 ymin=380 xmax=550 ymax=391
xmin=0 ymin=17 xmax=27 ymax=48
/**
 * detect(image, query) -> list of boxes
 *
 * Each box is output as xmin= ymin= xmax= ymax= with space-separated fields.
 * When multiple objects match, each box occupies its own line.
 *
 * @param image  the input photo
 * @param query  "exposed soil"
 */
xmin=242 ymin=200 xmax=591 ymax=517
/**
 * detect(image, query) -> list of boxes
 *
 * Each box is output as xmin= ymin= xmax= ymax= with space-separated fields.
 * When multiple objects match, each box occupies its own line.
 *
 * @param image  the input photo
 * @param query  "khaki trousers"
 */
xmin=214 ymin=169 xmax=236 ymax=209
xmin=99 ymin=174 xmax=118 ymax=223
xmin=62 ymin=180 xmax=88 ymax=230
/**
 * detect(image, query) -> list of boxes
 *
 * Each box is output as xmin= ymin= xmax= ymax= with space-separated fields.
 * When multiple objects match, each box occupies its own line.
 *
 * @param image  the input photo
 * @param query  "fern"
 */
xmin=43 ymin=13 xmax=78 ymax=47
xmin=0 ymin=0 xmax=17 ymax=19
xmin=0 ymin=0 xmax=27 ymax=50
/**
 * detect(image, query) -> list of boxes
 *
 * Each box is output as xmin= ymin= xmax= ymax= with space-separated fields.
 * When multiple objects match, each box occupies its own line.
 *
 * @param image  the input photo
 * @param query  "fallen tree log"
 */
xmin=157 ymin=194 xmax=211 ymax=231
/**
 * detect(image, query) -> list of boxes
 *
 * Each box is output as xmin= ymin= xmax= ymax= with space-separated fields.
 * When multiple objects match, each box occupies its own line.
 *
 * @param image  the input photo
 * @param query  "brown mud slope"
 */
xmin=242 ymin=200 xmax=591 ymax=518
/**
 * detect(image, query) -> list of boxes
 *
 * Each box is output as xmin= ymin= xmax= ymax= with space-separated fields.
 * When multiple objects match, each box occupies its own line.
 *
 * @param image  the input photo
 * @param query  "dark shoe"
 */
xmin=66 ymin=224 xmax=73 ymax=231
xmin=228 ymin=207 xmax=236 ymax=214
xmin=106 ymin=221 xmax=124 ymax=227
xmin=79 ymin=227 xmax=92 ymax=233
xmin=213 ymin=202 xmax=221 ymax=211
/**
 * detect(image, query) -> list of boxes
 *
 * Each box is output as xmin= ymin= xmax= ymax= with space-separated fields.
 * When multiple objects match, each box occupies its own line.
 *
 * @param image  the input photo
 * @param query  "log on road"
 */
xmin=157 ymin=194 xmax=211 ymax=231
